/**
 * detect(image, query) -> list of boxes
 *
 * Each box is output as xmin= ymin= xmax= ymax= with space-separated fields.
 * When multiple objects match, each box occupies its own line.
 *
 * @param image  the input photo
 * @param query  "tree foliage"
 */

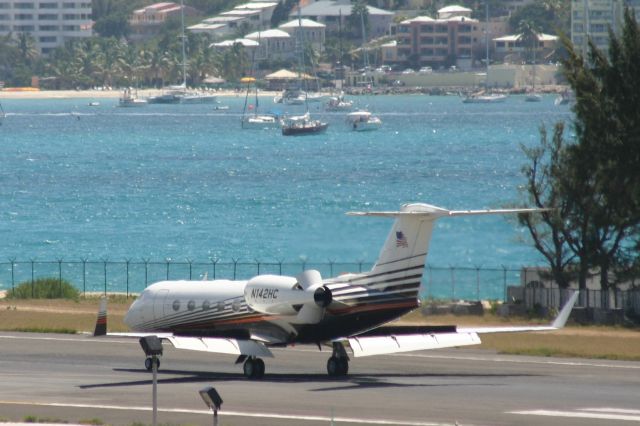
xmin=520 ymin=8 xmax=640 ymax=290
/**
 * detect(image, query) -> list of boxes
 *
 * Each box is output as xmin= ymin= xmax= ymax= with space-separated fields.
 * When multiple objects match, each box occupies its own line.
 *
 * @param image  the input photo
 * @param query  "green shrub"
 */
xmin=6 ymin=277 xmax=80 ymax=300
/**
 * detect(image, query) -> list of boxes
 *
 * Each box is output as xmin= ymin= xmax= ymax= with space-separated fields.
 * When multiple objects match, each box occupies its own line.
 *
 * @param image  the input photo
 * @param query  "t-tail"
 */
xmin=347 ymin=203 xmax=547 ymax=300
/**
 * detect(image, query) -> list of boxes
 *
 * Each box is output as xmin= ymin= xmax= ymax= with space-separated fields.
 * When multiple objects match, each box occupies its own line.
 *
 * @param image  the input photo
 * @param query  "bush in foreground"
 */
xmin=6 ymin=277 xmax=80 ymax=300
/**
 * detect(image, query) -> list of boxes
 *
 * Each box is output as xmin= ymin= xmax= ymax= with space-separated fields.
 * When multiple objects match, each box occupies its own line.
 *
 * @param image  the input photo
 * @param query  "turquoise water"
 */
xmin=0 ymin=94 xmax=572 ymax=292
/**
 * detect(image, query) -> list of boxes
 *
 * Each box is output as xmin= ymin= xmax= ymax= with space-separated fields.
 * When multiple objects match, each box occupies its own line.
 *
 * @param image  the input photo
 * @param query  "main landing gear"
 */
xmin=241 ymin=356 xmax=265 ymax=379
xmin=326 ymin=342 xmax=349 ymax=377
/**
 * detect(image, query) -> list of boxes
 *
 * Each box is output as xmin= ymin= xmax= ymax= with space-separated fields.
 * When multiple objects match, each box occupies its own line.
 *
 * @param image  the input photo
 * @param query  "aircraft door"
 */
xmin=154 ymin=289 xmax=169 ymax=320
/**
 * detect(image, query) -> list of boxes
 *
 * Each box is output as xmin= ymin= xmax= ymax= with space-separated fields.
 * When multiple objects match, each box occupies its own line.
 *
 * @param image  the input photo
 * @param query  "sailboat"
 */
xmin=281 ymin=3 xmax=328 ymax=136
xmin=241 ymin=76 xmax=278 ymax=129
xmin=147 ymin=0 xmax=217 ymax=105
xmin=346 ymin=10 xmax=381 ymax=131
xmin=119 ymin=87 xmax=147 ymax=107
xmin=524 ymin=32 xmax=542 ymax=102
xmin=463 ymin=2 xmax=507 ymax=104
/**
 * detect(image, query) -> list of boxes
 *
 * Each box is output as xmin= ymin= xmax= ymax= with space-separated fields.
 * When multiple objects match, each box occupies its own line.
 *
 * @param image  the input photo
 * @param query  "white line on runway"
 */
xmin=508 ymin=407 xmax=640 ymax=422
xmin=0 ymin=400 xmax=455 ymax=426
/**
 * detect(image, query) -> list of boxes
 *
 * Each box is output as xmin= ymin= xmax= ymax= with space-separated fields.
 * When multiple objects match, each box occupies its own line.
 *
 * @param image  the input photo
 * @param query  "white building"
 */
xmin=0 ymin=0 xmax=92 ymax=55
xmin=244 ymin=29 xmax=294 ymax=61
xmin=278 ymin=18 xmax=326 ymax=53
xmin=571 ymin=0 xmax=626 ymax=55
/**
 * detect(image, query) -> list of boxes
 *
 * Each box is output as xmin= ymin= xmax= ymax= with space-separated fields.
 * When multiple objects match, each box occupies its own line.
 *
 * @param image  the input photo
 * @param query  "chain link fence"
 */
xmin=0 ymin=259 xmax=526 ymax=301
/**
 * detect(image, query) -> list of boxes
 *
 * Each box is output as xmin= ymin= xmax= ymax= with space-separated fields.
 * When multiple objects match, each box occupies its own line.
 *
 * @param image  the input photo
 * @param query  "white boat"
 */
xmin=240 ymin=73 xmax=279 ymax=129
xmin=524 ymin=92 xmax=542 ymax=102
xmin=88 ymin=101 xmax=100 ymax=106
xmin=554 ymin=90 xmax=574 ymax=106
xmin=119 ymin=88 xmax=148 ymax=107
xmin=462 ymin=92 xmax=508 ymax=103
xmin=147 ymin=1 xmax=217 ymax=105
xmin=346 ymin=11 xmax=381 ymax=131
xmin=280 ymin=7 xmax=328 ymax=136
xmin=346 ymin=110 xmax=382 ymax=131
xmin=326 ymin=93 xmax=353 ymax=111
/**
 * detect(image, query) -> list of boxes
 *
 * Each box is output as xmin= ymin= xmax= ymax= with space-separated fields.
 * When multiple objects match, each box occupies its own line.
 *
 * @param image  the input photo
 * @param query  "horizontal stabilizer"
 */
xmin=347 ymin=332 xmax=481 ymax=357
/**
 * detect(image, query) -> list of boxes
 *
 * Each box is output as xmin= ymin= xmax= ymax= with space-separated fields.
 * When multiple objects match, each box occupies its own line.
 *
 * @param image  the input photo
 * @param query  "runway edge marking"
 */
xmin=0 ymin=400 xmax=455 ymax=426
xmin=508 ymin=407 xmax=640 ymax=422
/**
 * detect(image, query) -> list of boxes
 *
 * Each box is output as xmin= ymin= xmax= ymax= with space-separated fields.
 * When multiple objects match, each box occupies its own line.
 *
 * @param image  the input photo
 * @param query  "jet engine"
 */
xmin=244 ymin=272 xmax=332 ymax=321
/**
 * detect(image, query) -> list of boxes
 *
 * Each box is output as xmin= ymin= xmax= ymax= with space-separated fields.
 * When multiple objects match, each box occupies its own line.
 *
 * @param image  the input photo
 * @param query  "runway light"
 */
xmin=199 ymin=386 xmax=223 ymax=425
xmin=139 ymin=336 xmax=163 ymax=426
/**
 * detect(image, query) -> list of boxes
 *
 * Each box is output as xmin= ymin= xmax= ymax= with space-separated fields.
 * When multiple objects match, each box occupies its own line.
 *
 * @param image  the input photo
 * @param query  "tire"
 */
xmin=254 ymin=358 xmax=265 ymax=379
xmin=243 ymin=359 xmax=255 ymax=378
xmin=327 ymin=356 xmax=339 ymax=376
xmin=338 ymin=358 xmax=349 ymax=376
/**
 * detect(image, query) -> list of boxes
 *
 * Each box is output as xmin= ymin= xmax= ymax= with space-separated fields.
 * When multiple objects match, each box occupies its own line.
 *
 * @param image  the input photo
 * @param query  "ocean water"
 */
xmin=0 ymin=94 xmax=573 ymax=296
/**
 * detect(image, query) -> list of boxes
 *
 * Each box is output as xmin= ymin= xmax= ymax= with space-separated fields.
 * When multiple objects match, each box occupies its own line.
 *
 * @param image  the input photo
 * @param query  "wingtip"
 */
xmin=93 ymin=297 xmax=107 ymax=336
xmin=551 ymin=291 xmax=579 ymax=329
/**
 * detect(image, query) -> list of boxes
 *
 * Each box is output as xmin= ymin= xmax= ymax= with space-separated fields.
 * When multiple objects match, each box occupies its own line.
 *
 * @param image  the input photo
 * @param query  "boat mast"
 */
xmin=180 ymin=0 xmax=187 ymax=88
xmin=484 ymin=0 xmax=489 ymax=89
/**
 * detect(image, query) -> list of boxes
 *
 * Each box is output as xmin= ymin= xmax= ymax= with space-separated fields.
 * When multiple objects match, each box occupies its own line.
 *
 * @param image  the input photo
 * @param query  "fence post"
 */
xmin=358 ymin=260 xmax=363 ymax=273
xmin=187 ymin=258 xmax=193 ymax=280
xmin=165 ymin=258 xmax=171 ymax=280
xmin=502 ymin=265 xmax=507 ymax=302
xmin=58 ymin=259 xmax=63 ymax=298
xmin=9 ymin=258 xmax=15 ymax=294
xmin=232 ymin=258 xmax=238 ymax=280
xmin=426 ymin=265 xmax=432 ymax=299
xmin=210 ymin=258 xmax=218 ymax=280
xmin=475 ymin=265 xmax=481 ymax=301
xmin=328 ymin=259 xmax=334 ymax=277
xmin=125 ymin=259 xmax=130 ymax=298
xmin=278 ymin=259 xmax=283 ymax=276
xmin=81 ymin=258 xmax=87 ymax=297
xmin=30 ymin=259 xmax=35 ymax=298
xmin=143 ymin=258 xmax=149 ymax=286
xmin=450 ymin=266 xmax=455 ymax=300
xmin=102 ymin=258 xmax=108 ymax=296
xmin=255 ymin=259 xmax=260 ymax=276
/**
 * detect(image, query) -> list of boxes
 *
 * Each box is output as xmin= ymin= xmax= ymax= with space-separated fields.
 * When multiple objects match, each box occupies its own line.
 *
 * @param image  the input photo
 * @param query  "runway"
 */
xmin=1 ymin=332 xmax=639 ymax=426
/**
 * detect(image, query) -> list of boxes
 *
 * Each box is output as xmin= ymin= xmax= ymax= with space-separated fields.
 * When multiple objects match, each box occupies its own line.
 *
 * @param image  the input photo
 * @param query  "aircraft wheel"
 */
xmin=243 ymin=358 xmax=255 ymax=378
xmin=254 ymin=358 xmax=265 ymax=379
xmin=338 ymin=358 xmax=349 ymax=376
xmin=145 ymin=357 xmax=159 ymax=371
xmin=327 ymin=356 xmax=349 ymax=376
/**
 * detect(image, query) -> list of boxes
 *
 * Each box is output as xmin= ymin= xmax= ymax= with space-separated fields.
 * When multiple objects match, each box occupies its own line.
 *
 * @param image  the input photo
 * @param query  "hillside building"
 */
xmin=0 ymin=0 xmax=92 ymax=55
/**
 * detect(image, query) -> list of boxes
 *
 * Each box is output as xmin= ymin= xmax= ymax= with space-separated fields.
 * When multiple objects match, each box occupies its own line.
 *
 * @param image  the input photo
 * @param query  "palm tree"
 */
xmin=517 ymin=19 xmax=541 ymax=64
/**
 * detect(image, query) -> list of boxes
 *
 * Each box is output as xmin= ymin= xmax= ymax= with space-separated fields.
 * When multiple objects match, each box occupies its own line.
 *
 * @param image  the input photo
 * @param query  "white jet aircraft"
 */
xmin=95 ymin=203 xmax=578 ymax=379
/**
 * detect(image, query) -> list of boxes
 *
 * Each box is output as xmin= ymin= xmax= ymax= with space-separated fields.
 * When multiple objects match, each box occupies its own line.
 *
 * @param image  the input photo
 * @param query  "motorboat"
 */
xmin=326 ymin=93 xmax=353 ymax=111
xmin=554 ymin=90 xmax=574 ymax=106
xmin=147 ymin=85 xmax=217 ymax=104
xmin=118 ymin=88 xmax=147 ymax=107
xmin=281 ymin=112 xmax=328 ymax=136
xmin=524 ymin=92 xmax=542 ymax=102
xmin=346 ymin=110 xmax=382 ymax=131
xmin=462 ymin=92 xmax=508 ymax=103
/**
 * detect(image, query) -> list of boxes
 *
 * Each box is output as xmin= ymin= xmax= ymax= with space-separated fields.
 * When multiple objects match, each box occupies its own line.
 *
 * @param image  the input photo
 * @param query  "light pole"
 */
xmin=139 ymin=336 xmax=163 ymax=426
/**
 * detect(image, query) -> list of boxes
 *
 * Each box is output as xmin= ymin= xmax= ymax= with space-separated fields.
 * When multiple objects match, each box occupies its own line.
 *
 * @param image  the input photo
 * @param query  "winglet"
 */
xmin=93 ymin=297 xmax=107 ymax=336
xmin=551 ymin=291 xmax=579 ymax=329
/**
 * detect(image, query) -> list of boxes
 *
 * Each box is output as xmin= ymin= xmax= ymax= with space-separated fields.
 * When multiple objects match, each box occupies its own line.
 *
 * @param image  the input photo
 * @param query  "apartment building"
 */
xmin=129 ymin=2 xmax=199 ymax=42
xmin=569 ymin=0 xmax=640 ymax=55
xmin=395 ymin=8 xmax=481 ymax=70
xmin=0 ymin=0 xmax=92 ymax=55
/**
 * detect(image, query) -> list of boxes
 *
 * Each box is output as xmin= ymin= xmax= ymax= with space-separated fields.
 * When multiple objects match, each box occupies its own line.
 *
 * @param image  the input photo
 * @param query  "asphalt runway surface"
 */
xmin=1 ymin=332 xmax=639 ymax=426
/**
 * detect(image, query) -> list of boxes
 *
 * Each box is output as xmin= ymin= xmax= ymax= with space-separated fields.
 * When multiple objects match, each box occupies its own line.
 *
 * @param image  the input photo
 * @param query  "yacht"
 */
xmin=281 ymin=112 xmax=328 ymax=136
xmin=326 ymin=92 xmax=353 ymax=111
xmin=119 ymin=88 xmax=148 ymax=107
xmin=346 ymin=110 xmax=382 ymax=131
xmin=462 ymin=92 xmax=508 ymax=103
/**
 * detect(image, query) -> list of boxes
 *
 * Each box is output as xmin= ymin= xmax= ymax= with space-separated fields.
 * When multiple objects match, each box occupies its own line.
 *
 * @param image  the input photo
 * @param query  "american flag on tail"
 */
xmin=396 ymin=231 xmax=408 ymax=248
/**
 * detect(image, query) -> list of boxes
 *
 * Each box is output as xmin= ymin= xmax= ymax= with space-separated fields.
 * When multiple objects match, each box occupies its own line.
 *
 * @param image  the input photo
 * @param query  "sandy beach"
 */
xmin=0 ymin=88 xmax=276 ymax=99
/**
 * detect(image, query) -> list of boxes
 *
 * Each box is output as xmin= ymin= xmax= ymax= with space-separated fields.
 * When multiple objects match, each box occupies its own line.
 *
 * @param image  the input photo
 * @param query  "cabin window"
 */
xmin=187 ymin=300 xmax=196 ymax=311
xmin=232 ymin=300 xmax=241 ymax=312
xmin=202 ymin=300 xmax=210 ymax=310
xmin=172 ymin=300 xmax=180 ymax=311
xmin=216 ymin=301 xmax=225 ymax=311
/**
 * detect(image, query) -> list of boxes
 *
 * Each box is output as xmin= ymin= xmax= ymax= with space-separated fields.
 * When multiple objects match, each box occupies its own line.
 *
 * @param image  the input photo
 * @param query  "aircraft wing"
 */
xmin=344 ymin=291 xmax=579 ymax=358
xmin=100 ymin=332 xmax=274 ymax=358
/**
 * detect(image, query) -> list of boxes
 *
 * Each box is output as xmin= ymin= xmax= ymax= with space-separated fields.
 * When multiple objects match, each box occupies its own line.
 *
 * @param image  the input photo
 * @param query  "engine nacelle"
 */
xmin=244 ymin=274 xmax=332 ymax=316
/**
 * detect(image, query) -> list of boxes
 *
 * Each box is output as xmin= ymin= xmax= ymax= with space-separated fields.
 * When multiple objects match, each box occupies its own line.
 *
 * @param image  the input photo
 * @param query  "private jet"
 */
xmin=95 ymin=203 xmax=578 ymax=379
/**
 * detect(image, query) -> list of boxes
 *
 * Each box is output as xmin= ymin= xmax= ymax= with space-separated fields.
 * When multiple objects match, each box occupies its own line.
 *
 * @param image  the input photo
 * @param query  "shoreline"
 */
xmin=1 ymin=85 xmax=569 ymax=100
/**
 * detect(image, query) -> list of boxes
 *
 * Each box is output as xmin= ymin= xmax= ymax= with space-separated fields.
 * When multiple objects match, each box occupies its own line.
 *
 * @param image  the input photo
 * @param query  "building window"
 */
xmin=39 ymin=3 xmax=58 ymax=8
xmin=15 ymin=14 xmax=34 ymax=20
xmin=38 ymin=14 xmax=58 ymax=20
xmin=39 ymin=36 xmax=56 ymax=42
xmin=14 ymin=3 xmax=35 ymax=9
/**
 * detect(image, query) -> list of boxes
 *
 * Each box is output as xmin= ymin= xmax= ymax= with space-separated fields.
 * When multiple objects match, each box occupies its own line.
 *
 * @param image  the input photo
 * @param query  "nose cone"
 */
xmin=124 ymin=300 xmax=140 ymax=329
